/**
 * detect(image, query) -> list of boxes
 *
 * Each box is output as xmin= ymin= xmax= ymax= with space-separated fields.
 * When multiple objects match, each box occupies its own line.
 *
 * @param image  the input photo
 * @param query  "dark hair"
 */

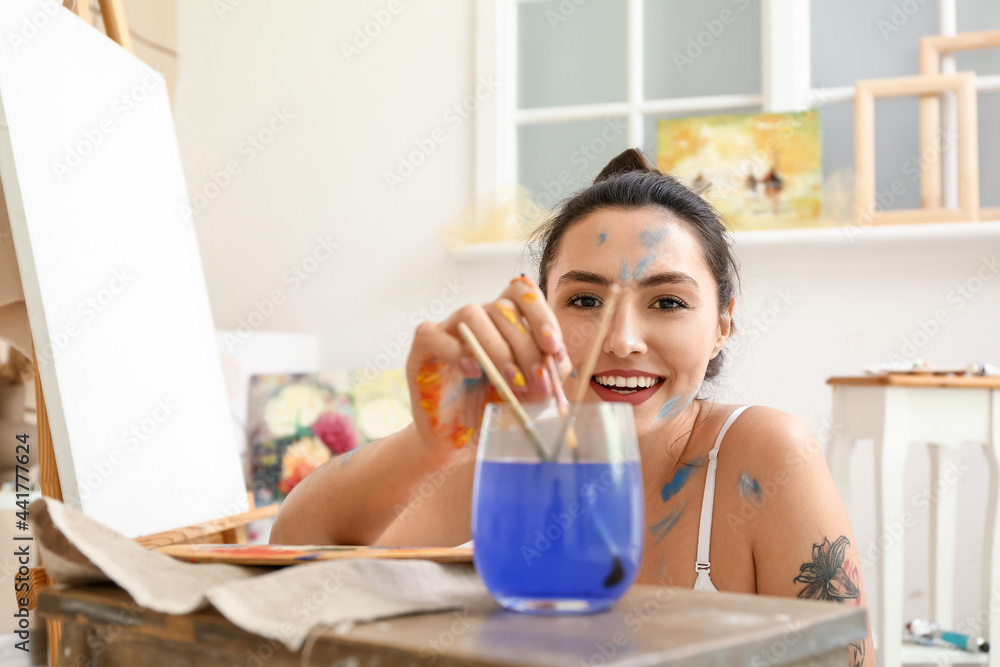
xmin=529 ymin=148 xmax=739 ymax=382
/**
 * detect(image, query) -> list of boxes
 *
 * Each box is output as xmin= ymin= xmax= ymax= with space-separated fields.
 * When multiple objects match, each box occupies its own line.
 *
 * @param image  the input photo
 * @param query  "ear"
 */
xmin=710 ymin=298 xmax=735 ymax=359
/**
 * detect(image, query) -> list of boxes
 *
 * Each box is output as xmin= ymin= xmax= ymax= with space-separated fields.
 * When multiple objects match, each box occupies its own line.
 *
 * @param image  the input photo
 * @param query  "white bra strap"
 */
xmin=695 ymin=405 xmax=756 ymax=574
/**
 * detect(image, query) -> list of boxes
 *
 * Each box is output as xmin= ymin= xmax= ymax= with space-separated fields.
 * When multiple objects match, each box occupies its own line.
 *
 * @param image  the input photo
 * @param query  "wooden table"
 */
xmin=38 ymin=582 xmax=866 ymax=666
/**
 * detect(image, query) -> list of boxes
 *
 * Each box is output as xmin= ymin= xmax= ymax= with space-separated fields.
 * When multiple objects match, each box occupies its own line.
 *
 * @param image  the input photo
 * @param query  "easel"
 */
xmin=18 ymin=3 xmax=279 ymax=664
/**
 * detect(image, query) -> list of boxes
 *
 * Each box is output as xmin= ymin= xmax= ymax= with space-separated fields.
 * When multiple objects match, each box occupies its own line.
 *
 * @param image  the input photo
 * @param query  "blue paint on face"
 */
xmin=670 ymin=393 xmax=695 ymax=419
xmin=657 ymin=392 xmax=696 ymax=421
xmin=570 ymin=368 xmax=578 ymax=378
xmin=598 ymin=232 xmax=607 ymax=245
xmin=639 ymin=227 xmax=669 ymax=249
xmin=655 ymin=396 xmax=679 ymax=421
xmin=660 ymin=465 xmax=695 ymax=503
xmin=619 ymin=258 xmax=630 ymax=281
xmin=635 ymin=253 xmax=658 ymax=279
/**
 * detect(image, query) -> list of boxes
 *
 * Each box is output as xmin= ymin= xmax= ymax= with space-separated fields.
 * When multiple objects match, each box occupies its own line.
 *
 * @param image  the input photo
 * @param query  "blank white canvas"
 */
xmin=0 ymin=0 xmax=247 ymax=538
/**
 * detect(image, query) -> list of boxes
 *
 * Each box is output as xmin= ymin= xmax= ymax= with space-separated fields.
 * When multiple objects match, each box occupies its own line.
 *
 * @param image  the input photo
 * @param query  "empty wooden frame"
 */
xmin=919 ymin=30 xmax=1000 ymax=219
xmin=855 ymin=72 xmax=979 ymax=226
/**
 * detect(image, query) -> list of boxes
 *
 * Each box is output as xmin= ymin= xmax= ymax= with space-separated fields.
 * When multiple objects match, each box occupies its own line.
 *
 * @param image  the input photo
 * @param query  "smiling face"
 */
xmin=544 ymin=206 xmax=732 ymax=438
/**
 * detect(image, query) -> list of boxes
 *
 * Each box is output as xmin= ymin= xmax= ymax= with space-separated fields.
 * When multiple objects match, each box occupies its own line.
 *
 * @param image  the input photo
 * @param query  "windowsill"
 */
xmin=448 ymin=219 xmax=1000 ymax=262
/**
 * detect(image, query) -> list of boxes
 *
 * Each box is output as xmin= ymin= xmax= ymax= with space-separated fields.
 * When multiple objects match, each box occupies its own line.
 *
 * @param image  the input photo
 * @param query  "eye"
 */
xmin=653 ymin=296 xmax=686 ymax=311
xmin=567 ymin=293 xmax=601 ymax=310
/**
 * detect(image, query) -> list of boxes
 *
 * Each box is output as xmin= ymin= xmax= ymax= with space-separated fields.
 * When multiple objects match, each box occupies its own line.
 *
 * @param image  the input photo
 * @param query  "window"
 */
xmin=474 ymin=0 xmax=1000 ymax=219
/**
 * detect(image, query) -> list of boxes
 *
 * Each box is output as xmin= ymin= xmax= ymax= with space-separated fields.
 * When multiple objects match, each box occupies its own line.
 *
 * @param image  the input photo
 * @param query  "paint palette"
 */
xmin=154 ymin=543 xmax=474 ymax=566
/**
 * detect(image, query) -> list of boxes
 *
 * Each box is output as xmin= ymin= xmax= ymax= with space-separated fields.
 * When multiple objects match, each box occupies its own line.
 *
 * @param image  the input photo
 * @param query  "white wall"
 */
xmin=173 ymin=0 xmax=1000 ymax=645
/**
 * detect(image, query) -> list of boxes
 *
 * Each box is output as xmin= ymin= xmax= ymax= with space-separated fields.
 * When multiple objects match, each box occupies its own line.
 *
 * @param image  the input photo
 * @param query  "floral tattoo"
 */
xmin=848 ymin=640 xmax=864 ymax=667
xmin=793 ymin=536 xmax=860 ymax=603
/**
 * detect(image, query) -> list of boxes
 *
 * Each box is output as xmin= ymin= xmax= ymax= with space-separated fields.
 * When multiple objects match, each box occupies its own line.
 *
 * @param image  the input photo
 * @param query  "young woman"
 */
xmin=271 ymin=149 xmax=874 ymax=666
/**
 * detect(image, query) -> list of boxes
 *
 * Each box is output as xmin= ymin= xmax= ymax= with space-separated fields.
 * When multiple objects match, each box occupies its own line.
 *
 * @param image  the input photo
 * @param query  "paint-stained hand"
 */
xmin=405 ymin=275 xmax=573 ymax=460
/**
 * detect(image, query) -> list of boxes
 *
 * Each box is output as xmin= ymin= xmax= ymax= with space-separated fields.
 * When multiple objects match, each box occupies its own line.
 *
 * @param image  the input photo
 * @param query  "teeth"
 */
xmin=595 ymin=375 xmax=660 ymax=389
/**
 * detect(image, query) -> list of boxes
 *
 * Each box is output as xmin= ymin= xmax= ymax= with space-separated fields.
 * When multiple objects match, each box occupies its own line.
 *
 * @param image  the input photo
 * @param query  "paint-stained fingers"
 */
xmin=438 ymin=304 xmax=525 ymax=397
xmin=406 ymin=320 xmax=484 ymax=456
xmin=408 ymin=319 xmax=477 ymax=380
xmin=501 ymin=275 xmax=567 ymax=364
xmin=484 ymin=299 xmax=549 ymax=399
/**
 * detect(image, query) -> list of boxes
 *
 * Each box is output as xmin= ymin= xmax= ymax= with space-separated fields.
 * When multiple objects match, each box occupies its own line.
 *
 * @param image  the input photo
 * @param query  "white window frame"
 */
xmin=475 ymin=0 xmax=998 ymax=210
xmin=474 ymin=0 xmax=810 ymax=200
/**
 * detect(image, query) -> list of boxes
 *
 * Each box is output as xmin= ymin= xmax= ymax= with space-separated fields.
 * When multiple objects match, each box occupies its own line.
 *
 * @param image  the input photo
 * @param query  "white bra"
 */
xmin=692 ymin=405 xmax=757 ymax=593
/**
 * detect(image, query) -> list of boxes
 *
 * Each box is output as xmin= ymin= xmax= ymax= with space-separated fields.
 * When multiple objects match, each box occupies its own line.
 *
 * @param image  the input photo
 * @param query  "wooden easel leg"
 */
xmin=47 ymin=619 xmax=62 ymax=666
xmin=97 ymin=0 xmax=133 ymax=52
xmin=32 ymin=349 xmax=62 ymax=502
xmin=65 ymin=0 xmax=91 ymax=23
xmin=32 ymin=347 xmax=64 ymax=666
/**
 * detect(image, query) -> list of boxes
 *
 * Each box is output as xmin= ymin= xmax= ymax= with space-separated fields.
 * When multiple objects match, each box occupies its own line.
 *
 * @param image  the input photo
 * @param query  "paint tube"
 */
xmin=906 ymin=618 xmax=989 ymax=653
xmin=968 ymin=361 xmax=1000 ymax=377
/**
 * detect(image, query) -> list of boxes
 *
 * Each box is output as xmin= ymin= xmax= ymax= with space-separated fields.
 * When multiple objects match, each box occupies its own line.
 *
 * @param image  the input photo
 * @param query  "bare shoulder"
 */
xmin=715 ymin=404 xmax=825 ymax=472
xmin=708 ymin=403 xmax=836 ymax=533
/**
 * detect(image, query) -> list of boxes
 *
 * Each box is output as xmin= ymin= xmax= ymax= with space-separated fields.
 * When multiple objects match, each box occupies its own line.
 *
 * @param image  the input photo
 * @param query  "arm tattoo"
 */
xmin=848 ymin=640 xmax=864 ymax=667
xmin=793 ymin=536 xmax=860 ymax=602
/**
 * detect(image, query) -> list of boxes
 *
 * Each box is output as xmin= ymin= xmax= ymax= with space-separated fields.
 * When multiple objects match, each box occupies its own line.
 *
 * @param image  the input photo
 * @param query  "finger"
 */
xmin=440 ymin=304 xmax=527 ymax=399
xmin=501 ymin=275 xmax=566 ymax=362
xmin=409 ymin=318 xmax=480 ymax=380
xmin=484 ymin=298 xmax=550 ymax=400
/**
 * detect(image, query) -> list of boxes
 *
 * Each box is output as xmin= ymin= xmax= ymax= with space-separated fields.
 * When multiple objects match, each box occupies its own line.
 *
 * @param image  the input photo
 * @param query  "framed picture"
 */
xmin=656 ymin=110 xmax=822 ymax=231
xmin=248 ymin=369 xmax=412 ymax=508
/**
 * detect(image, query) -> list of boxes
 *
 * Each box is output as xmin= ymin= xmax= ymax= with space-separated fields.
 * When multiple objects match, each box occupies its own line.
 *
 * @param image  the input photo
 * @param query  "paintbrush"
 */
xmin=550 ymin=283 xmax=622 ymax=462
xmin=545 ymin=353 xmax=578 ymax=453
xmin=548 ymin=284 xmax=626 ymax=588
xmin=456 ymin=322 xmax=549 ymax=462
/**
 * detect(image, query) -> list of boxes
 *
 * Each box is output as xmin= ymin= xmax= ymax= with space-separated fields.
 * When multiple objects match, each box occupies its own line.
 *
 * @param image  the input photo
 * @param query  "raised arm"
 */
xmin=270 ymin=276 xmax=570 ymax=546
xmin=737 ymin=408 xmax=875 ymax=667
xmin=269 ymin=421 xmax=455 ymax=545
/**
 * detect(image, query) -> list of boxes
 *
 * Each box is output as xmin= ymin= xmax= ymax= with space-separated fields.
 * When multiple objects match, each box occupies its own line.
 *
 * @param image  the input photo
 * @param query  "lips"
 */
xmin=590 ymin=372 xmax=664 ymax=406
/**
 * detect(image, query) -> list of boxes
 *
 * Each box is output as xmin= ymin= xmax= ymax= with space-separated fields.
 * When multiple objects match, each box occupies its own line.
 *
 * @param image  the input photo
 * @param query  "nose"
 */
xmin=603 ymin=299 xmax=646 ymax=357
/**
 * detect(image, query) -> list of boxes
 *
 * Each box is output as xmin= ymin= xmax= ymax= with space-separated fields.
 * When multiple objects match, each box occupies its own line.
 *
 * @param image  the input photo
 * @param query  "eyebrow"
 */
xmin=555 ymin=270 xmax=700 ymax=292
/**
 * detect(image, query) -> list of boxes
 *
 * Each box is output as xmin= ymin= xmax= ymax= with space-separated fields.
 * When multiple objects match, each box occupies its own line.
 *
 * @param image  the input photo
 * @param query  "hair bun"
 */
xmin=594 ymin=148 xmax=660 ymax=183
